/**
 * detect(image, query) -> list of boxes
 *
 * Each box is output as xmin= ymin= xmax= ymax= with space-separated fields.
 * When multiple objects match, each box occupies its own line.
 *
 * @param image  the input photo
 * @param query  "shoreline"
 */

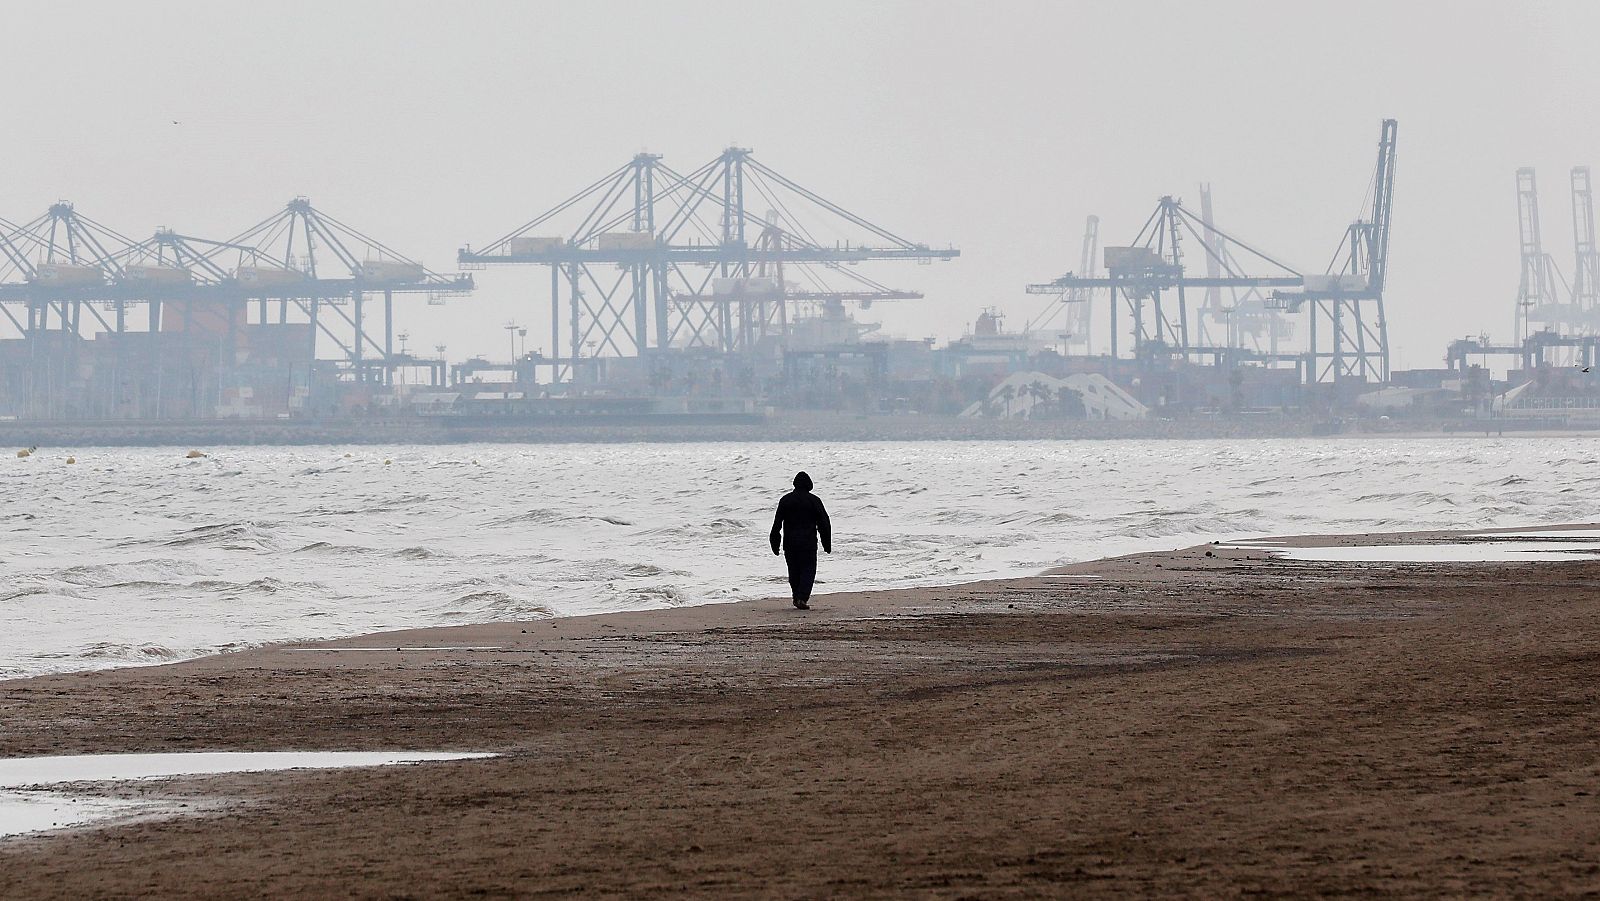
xmin=0 ymin=413 xmax=1592 ymax=448
xmin=4 ymin=525 xmax=1600 ymax=895
xmin=6 ymin=519 xmax=1599 ymax=701
xmin=11 ymin=521 xmax=1600 ymax=687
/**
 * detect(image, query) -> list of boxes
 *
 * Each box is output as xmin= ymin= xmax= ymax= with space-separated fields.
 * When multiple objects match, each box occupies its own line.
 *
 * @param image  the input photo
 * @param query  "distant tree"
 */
xmin=1026 ymin=380 xmax=1049 ymax=417
xmin=1057 ymin=385 xmax=1087 ymax=419
xmin=997 ymin=384 xmax=1016 ymax=418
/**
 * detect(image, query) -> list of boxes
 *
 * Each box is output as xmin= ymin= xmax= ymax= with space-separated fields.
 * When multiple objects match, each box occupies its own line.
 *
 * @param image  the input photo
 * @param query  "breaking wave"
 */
xmin=3 ymin=436 xmax=1598 ymax=678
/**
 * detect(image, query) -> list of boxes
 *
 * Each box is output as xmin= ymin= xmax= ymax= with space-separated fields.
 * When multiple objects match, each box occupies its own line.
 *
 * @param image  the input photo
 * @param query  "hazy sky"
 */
xmin=5 ymin=0 xmax=1599 ymax=369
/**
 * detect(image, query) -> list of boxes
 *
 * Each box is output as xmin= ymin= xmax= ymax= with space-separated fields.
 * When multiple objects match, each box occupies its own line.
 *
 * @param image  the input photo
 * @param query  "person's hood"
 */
xmin=793 ymin=471 xmax=812 ymax=492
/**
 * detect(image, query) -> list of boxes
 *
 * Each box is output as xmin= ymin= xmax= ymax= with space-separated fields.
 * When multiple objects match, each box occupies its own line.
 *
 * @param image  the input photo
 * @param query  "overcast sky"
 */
xmin=5 ymin=0 xmax=1598 ymax=369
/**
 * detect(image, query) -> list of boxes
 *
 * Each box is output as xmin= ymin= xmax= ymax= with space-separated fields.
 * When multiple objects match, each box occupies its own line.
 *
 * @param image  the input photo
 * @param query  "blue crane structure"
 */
xmin=0 ymin=199 xmax=473 ymax=418
xmin=1511 ymin=165 xmax=1600 ymax=348
xmin=188 ymin=198 xmax=473 ymax=382
xmin=1028 ymin=119 xmax=1399 ymax=385
xmin=1570 ymin=166 xmax=1600 ymax=331
xmin=459 ymin=147 xmax=959 ymax=382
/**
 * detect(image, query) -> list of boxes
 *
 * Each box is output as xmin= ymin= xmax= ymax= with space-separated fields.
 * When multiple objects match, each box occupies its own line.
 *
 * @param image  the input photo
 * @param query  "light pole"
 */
xmin=505 ymin=321 xmax=520 ymax=380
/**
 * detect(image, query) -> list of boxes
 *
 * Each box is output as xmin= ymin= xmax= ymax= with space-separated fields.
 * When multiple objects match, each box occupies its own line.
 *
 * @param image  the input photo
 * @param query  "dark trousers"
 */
xmin=785 ymin=548 xmax=817 ymax=602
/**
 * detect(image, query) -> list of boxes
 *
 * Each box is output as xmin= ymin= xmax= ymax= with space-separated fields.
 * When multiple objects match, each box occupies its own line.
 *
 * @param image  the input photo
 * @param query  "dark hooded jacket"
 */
xmin=771 ymin=471 xmax=831 ymax=556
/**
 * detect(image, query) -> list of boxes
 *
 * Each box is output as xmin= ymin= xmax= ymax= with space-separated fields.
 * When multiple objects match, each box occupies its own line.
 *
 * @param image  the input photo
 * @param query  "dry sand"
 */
xmin=2 ymin=527 xmax=1600 ymax=897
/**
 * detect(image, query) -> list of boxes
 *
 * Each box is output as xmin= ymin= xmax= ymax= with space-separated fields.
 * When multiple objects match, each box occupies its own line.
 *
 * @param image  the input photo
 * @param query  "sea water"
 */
xmin=2 ymin=437 xmax=1596 ymax=678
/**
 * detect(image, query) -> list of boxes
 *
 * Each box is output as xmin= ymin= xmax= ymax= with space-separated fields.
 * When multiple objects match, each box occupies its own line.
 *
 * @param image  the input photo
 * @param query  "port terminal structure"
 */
xmin=1447 ymin=330 xmax=1600 ymax=373
xmin=1512 ymin=165 xmax=1600 ymax=347
xmin=459 ymin=147 xmax=959 ymax=383
xmin=1027 ymin=119 xmax=1398 ymax=386
xmin=0 ymin=200 xmax=473 ymax=418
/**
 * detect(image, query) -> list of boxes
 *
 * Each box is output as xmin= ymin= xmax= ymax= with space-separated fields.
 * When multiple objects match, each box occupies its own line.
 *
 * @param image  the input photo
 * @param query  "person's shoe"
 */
xmin=793 ymin=600 xmax=809 ymax=610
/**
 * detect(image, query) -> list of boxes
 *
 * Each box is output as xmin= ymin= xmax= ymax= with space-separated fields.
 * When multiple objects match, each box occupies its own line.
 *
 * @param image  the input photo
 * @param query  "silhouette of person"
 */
xmin=770 ymin=471 xmax=831 ymax=609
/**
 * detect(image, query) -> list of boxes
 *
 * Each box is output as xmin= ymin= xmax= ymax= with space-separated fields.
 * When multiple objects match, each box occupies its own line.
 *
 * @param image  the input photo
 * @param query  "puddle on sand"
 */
xmin=0 ymin=751 xmax=494 ymax=840
xmin=1227 ymin=540 xmax=1600 ymax=564
xmin=0 ymin=793 xmax=151 ymax=839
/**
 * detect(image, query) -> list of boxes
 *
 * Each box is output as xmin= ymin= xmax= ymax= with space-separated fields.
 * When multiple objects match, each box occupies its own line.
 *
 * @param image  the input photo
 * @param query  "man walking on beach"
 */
xmin=771 ymin=471 xmax=831 ymax=610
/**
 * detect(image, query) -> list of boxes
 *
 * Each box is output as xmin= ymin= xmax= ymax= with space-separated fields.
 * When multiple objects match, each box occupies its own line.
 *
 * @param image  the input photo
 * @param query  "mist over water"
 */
xmin=1 ymin=437 xmax=1594 ymax=679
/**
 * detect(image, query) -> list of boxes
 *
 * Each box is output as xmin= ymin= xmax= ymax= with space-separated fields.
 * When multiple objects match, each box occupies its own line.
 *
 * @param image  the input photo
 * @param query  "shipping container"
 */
xmin=33 ymin=263 xmax=104 ymax=286
xmin=123 ymin=265 xmax=193 ymax=286
xmin=712 ymin=277 xmax=782 ymax=296
xmin=357 ymin=260 xmax=426 ymax=283
xmin=596 ymin=231 xmax=655 ymax=251
xmin=234 ymin=266 xmax=309 ymax=287
xmin=507 ymin=236 xmax=566 ymax=254
xmin=1102 ymin=246 xmax=1164 ymax=271
xmin=1301 ymin=274 xmax=1369 ymax=292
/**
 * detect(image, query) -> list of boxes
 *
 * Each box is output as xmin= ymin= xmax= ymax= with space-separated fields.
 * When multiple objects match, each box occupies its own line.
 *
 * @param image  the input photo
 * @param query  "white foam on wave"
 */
xmin=3 ymin=437 xmax=1599 ymax=678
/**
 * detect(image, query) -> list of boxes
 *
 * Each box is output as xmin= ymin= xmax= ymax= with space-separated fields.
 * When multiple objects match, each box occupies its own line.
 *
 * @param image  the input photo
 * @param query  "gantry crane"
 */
xmin=1195 ymin=185 xmax=1293 ymax=354
xmin=0 ymin=203 xmax=141 ymax=335
xmin=460 ymin=148 xmax=958 ymax=382
xmin=1285 ymin=118 xmax=1399 ymax=383
xmin=0 ymin=204 xmax=145 ymax=417
xmin=1513 ymin=167 xmax=1570 ymax=343
xmin=1070 ymin=216 xmax=1100 ymax=351
xmin=1027 ymin=195 xmax=1301 ymax=361
xmin=0 ymin=200 xmax=473 ymax=372
xmin=192 ymin=198 xmax=473 ymax=383
xmin=1028 ymin=118 xmax=1398 ymax=385
xmin=1569 ymin=166 xmax=1600 ymax=327
xmin=0 ymin=199 xmax=474 ymax=418
xmin=1022 ymin=215 xmax=1098 ymax=351
xmin=669 ymin=208 xmax=925 ymax=351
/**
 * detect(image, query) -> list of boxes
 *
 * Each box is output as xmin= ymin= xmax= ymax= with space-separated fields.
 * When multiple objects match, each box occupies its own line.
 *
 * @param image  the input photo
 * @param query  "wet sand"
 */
xmin=3 ymin=527 xmax=1600 ymax=896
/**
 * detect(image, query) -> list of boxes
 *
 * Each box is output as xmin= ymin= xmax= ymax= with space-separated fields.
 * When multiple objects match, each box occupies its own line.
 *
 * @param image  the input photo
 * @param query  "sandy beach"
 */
xmin=2 ymin=527 xmax=1599 ymax=897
